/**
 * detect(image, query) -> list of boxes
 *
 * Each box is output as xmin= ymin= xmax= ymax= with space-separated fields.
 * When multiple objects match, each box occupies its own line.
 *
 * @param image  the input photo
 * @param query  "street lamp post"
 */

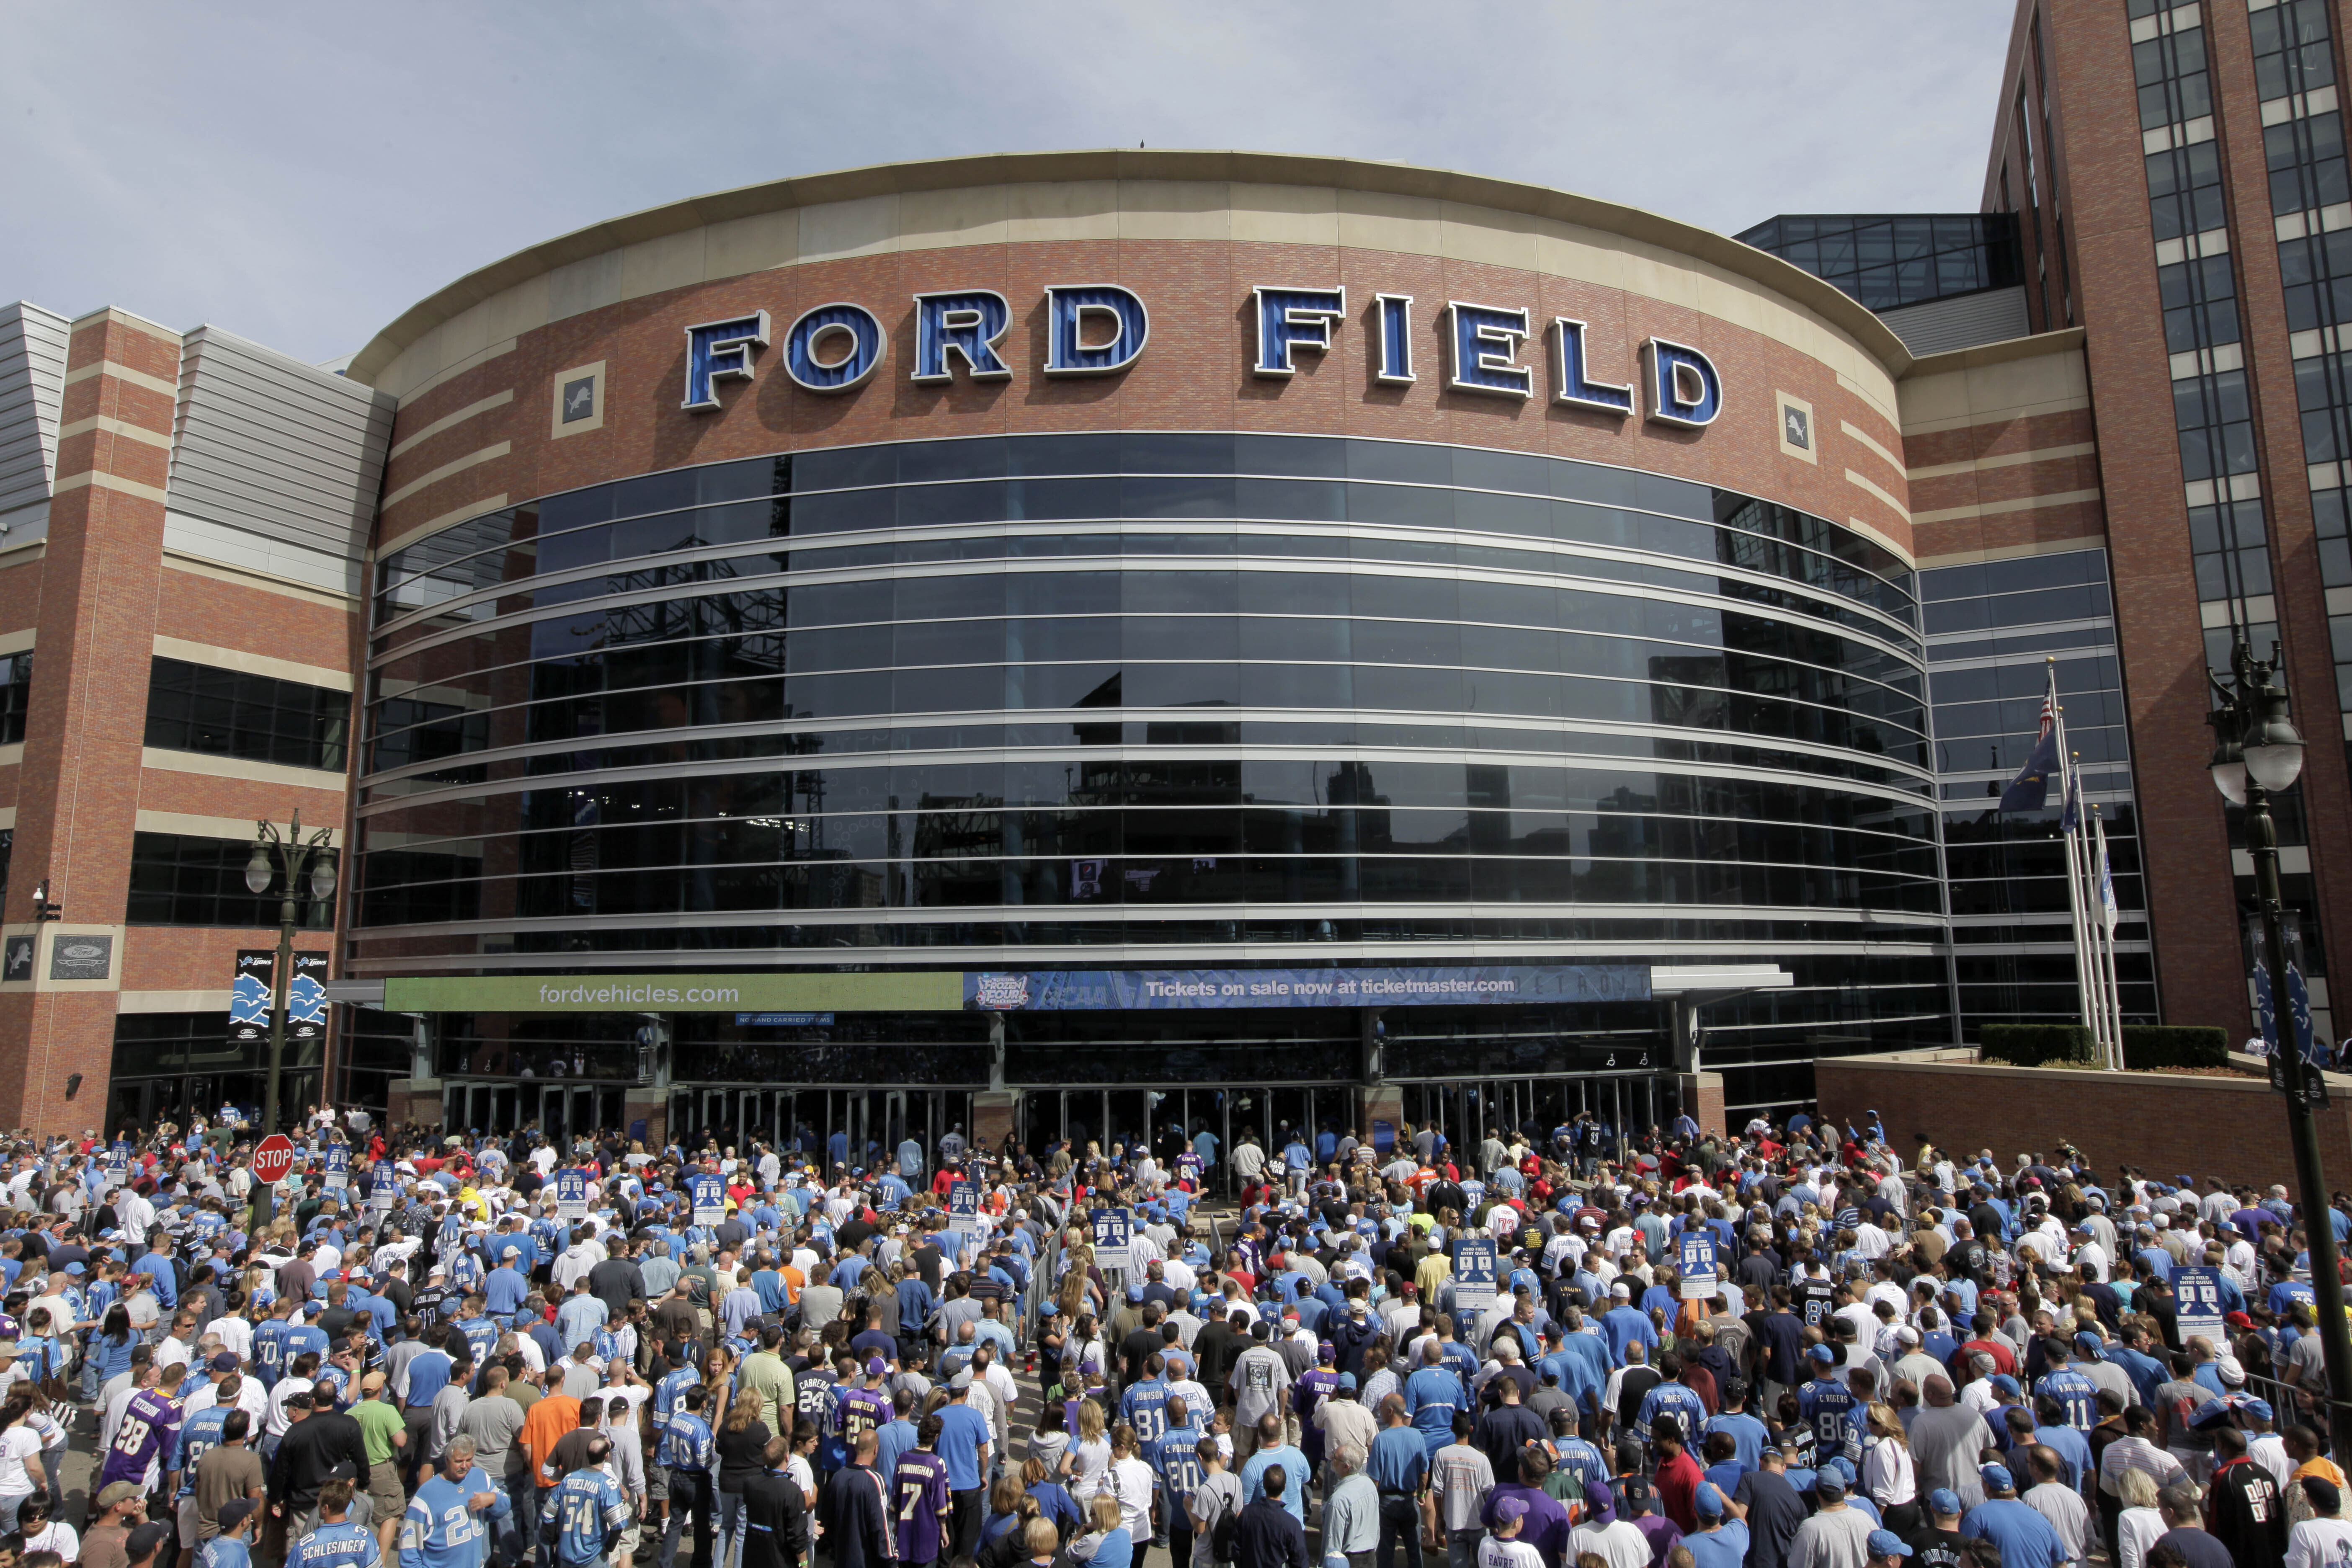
xmin=245 ymin=810 xmax=337 ymax=1140
xmin=2209 ymin=633 xmax=2352 ymax=1448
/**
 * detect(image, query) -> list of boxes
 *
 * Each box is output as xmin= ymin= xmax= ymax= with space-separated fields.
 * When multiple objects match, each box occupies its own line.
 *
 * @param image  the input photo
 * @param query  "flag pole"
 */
xmin=2093 ymin=804 xmax=2126 ymax=1062
xmin=2050 ymin=667 xmax=2101 ymax=1065
xmin=2070 ymin=754 xmax=2114 ymax=1067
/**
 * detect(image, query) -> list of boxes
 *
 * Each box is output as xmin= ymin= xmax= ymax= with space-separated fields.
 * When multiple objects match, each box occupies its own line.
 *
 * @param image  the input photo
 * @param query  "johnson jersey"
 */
xmin=289 ymin=1520 xmax=380 ymax=1568
xmin=100 ymin=1387 xmax=183 ymax=1489
xmin=547 ymin=1468 xmax=629 ymax=1566
xmin=891 ymin=1450 xmax=953 ymax=1565
xmin=1120 ymin=1379 xmax=1171 ymax=1446
xmin=173 ymin=1403 xmax=233 ymax=1498
xmin=840 ymin=1385 xmax=893 ymax=1445
xmin=653 ymin=1365 xmax=701 ymax=1421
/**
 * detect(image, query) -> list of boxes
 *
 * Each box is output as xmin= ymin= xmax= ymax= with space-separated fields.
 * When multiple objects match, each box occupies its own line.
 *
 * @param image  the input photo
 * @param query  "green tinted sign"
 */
xmin=382 ymin=971 xmax=962 ymax=1014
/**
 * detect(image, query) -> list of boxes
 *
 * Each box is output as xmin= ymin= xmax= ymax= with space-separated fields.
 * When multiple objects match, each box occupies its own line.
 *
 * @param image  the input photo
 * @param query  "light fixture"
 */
xmin=310 ymin=854 xmax=338 ymax=903
xmin=244 ymin=845 xmax=273 ymax=896
xmin=2208 ymin=706 xmax=2248 ymax=806
xmin=2244 ymin=683 xmax=2307 ymax=792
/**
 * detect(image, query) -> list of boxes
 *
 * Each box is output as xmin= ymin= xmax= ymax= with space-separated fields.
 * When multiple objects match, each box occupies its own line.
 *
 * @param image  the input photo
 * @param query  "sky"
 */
xmin=2 ymin=3 xmax=2015 ymax=367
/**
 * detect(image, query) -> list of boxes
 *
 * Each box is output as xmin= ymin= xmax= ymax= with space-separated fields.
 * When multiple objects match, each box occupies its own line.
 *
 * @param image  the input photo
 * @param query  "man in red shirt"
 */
xmin=1651 ymin=1418 xmax=1706 ymax=1532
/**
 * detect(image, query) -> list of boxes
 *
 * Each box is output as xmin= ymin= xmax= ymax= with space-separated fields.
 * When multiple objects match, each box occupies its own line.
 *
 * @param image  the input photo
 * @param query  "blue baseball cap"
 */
xmin=1694 ymin=1483 xmax=1725 ymax=1519
xmin=1808 ymin=1344 xmax=1836 ymax=1364
xmin=1980 ymin=1463 xmax=2014 ymax=1493
xmin=1867 ymin=1531 xmax=1914 ymax=1558
xmin=1926 ymin=1488 xmax=1962 ymax=1516
xmin=1988 ymin=1374 xmax=2021 ymax=1397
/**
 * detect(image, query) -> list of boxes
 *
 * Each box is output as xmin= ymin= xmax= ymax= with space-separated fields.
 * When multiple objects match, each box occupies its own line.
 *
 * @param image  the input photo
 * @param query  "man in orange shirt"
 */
xmin=518 ymin=1378 xmax=583 ymax=1545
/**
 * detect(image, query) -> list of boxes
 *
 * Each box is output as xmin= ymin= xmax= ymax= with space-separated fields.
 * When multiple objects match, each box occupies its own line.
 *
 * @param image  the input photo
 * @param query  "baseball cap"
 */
xmin=1813 ymin=1468 xmax=1846 ymax=1498
xmin=1617 ymin=1477 xmax=1657 ymax=1514
xmin=1926 ymin=1488 xmax=1962 ymax=1516
xmin=1694 ymin=1483 xmax=1726 ymax=1519
xmin=97 ymin=1480 xmax=142 ymax=1509
xmin=1337 ymin=1372 xmax=1357 ymax=1390
xmin=865 ymin=1357 xmax=887 ymax=1377
xmin=126 ymin=1522 xmax=173 ymax=1559
xmin=2306 ymin=1477 xmax=2344 ymax=1516
xmin=217 ymin=1498 xmax=260 ymax=1531
xmin=1980 ymin=1462 xmax=2014 ymax=1493
xmin=1988 ymin=1374 xmax=2020 ymax=1397
xmin=1867 ymin=1531 xmax=1914 ymax=1559
xmin=1808 ymin=1344 xmax=1836 ymax=1364
xmin=1494 ymin=1497 xmax=1529 ymax=1524
xmin=210 ymin=1351 xmax=239 ymax=1373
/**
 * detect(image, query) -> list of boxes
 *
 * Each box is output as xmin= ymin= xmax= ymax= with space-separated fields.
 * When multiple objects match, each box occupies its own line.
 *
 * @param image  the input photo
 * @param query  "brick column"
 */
xmin=0 ymin=309 xmax=179 ymax=1135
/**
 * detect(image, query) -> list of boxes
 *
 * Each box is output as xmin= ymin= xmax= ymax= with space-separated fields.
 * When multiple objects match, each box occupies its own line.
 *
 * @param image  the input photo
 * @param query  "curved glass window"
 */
xmin=356 ymin=434 xmax=1942 ymax=998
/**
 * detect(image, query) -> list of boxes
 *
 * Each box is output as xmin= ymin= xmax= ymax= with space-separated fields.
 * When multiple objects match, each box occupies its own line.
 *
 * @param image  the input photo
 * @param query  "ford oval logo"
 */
xmin=61 ymin=944 xmax=100 ymax=959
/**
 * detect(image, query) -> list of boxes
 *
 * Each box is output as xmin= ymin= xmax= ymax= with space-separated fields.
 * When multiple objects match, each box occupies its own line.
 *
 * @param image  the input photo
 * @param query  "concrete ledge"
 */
xmin=1815 ymin=1047 xmax=2350 ymax=1191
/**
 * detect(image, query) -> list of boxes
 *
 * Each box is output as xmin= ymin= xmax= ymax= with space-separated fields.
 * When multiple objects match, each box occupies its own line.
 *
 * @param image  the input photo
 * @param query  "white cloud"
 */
xmin=0 ymin=1 xmax=2012 ymax=364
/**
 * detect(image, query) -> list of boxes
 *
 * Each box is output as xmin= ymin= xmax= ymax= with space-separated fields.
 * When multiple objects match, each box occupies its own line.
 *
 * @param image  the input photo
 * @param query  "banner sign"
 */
xmin=691 ymin=1172 xmax=727 ymax=1228
xmin=106 ymin=1140 xmax=129 ymax=1193
xmin=1453 ymin=1238 xmax=1498 ymax=1314
xmin=2174 ymin=1264 xmax=2226 ymax=1346
xmin=554 ymin=1168 xmax=591 ymax=1224
xmin=290 ymin=952 xmax=329 ymax=1044
xmin=734 ymin=1012 xmax=836 ymax=1026
xmin=1679 ymin=1231 xmax=1720 ymax=1300
xmin=386 ymin=972 xmax=961 ymax=1014
xmin=964 ymin=965 xmax=1650 ymax=1011
xmin=370 ymin=1158 xmax=399 ymax=1215
xmin=949 ymin=1180 xmax=980 ymax=1235
xmin=229 ymin=951 xmax=275 ymax=1047
xmin=323 ymin=1144 xmax=349 ymax=1192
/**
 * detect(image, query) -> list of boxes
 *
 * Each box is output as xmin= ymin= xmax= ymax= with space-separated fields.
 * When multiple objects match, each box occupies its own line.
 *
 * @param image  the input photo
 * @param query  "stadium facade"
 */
xmin=6 ymin=2 xmax=2335 ymax=1145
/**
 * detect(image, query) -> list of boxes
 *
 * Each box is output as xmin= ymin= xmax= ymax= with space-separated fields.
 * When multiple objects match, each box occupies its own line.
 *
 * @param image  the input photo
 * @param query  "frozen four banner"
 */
xmin=965 ymin=964 xmax=1650 ymax=1011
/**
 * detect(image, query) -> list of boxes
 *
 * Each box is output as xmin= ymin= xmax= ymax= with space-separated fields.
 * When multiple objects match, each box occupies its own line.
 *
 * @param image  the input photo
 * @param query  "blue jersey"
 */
xmin=2037 ymin=1368 xmax=2100 ymax=1433
xmin=1152 ymin=1422 xmax=1207 ymax=1507
xmin=253 ymin=1320 xmax=294 ymax=1389
xmin=658 ymin=1411 xmax=717 ymax=1473
xmin=174 ymin=1404 xmax=234 ymax=1498
xmin=1798 ymin=1379 xmax=1862 ymax=1465
xmin=1121 ymin=1379 xmax=1171 ymax=1446
xmin=1636 ymin=1382 xmax=1708 ymax=1449
xmin=400 ymin=1476 xmax=491 ymax=1568
xmin=291 ymin=1520 xmax=381 ymax=1568
xmin=199 ymin=1538 xmax=252 ymax=1568
xmin=457 ymin=1317 xmax=499 ymax=1369
xmin=654 ymin=1365 xmax=701 ymax=1421
xmin=547 ymin=1468 xmax=629 ymax=1566
xmin=284 ymin=1324 xmax=331 ymax=1371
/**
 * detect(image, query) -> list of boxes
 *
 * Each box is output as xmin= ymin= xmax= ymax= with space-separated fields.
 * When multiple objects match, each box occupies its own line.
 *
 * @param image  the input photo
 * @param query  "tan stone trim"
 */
xmin=1912 ymin=488 xmax=2104 ymax=526
xmin=152 ymin=634 xmax=353 ymax=692
xmin=140 ymin=748 xmax=346 ymax=791
xmin=388 ymin=389 xmax=515 ymax=461
xmin=135 ymin=809 xmax=343 ymax=847
xmin=52 ymin=471 xmax=168 ymax=504
xmin=0 ymin=807 xmax=17 ymax=830
xmin=0 ymin=925 xmax=125 ymax=995
xmin=118 ymin=989 xmax=232 ymax=1014
xmin=1899 ymin=326 xmax=2088 ymax=379
xmin=395 ymin=340 xmax=517 ymax=411
xmin=164 ymin=552 xmax=359 ymax=613
xmin=1837 ymin=420 xmax=1906 ymax=480
xmin=1899 ymin=397 xmax=2093 ymax=438
xmin=0 ymin=630 xmax=34 ymax=658
xmin=67 ymin=307 xmax=181 ymax=346
xmin=60 ymin=361 xmax=181 ymax=400
xmin=1906 ymin=442 xmax=2099 ymax=481
xmin=1916 ymin=536 xmax=2110 ymax=569
xmin=1843 ymin=468 xmax=1912 ymax=525
xmin=0 ymin=745 xmax=24 ymax=769
xmin=0 ymin=542 xmax=46 ymax=573
xmin=54 ymin=415 xmax=175 ymax=450
xmin=381 ymin=441 xmax=510 ymax=511
xmin=549 ymin=361 xmax=606 ymax=439
xmin=376 ymin=495 xmax=509 ymax=562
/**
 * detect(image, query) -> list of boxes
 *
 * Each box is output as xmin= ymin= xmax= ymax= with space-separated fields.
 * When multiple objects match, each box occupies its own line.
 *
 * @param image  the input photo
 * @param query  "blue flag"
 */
xmin=2001 ymin=721 xmax=2061 ymax=812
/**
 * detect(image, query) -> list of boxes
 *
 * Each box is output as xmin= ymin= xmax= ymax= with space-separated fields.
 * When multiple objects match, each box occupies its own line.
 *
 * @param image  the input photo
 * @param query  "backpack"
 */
xmin=1207 ymin=1481 xmax=1241 ymax=1563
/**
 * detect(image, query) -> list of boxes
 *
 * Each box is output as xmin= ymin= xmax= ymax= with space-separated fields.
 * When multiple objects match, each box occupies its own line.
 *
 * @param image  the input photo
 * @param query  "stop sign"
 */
xmin=251 ymin=1134 xmax=296 ymax=1186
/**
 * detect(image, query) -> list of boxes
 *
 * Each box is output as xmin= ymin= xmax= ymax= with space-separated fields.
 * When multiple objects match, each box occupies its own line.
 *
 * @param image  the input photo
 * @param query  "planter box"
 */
xmin=1813 ymin=1048 xmax=2352 ymax=1191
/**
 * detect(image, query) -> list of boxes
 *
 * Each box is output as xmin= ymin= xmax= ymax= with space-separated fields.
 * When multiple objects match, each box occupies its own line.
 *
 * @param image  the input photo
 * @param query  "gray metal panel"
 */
xmin=168 ymin=325 xmax=396 ymax=566
xmin=0 ymin=303 xmax=69 ymax=518
xmin=1876 ymin=288 xmax=2034 ymax=357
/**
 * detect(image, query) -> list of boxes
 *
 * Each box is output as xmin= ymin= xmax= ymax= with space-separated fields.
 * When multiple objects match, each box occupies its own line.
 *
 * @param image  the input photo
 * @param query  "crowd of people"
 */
xmin=0 ymin=1102 xmax=2336 ymax=1568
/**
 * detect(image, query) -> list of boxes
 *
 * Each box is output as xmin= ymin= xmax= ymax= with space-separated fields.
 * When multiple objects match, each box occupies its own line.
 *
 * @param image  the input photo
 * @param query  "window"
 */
xmin=1733 ymin=214 xmax=2021 ymax=312
xmin=2266 ymin=112 xmax=2349 ymax=219
xmin=2250 ymin=0 xmax=2337 ymax=103
xmin=144 ymin=657 xmax=349 ymax=772
xmin=0 ymin=653 xmax=28 ymax=747
xmin=2146 ymin=142 xmax=2226 ymax=245
xmin=2134 ymin=26 xmax=2212 ymax=130
xmin=126 ymin=833 xmax=338 ymax=928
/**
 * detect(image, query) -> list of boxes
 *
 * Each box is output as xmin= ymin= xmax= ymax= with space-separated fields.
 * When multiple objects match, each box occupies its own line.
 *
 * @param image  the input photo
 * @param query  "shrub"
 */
xmin=2121 ymin=1025 xmax=2229 ymax=1071
xmin=1978 ymin=1024 xmax=2098 ymax=1067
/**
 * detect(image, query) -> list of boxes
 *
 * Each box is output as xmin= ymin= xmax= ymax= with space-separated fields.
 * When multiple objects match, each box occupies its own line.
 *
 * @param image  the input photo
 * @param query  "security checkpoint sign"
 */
xmin=1452 ymin=1238 xmax=1498 ymax=1315
xmin=322 ymin=1143 xmax=349 ymax=1192
xmin=370 ymin=1159 xmax=399 ymax=1216
xmin=554 ymin=1168 xmax=591 ymax=1224
xmin=1679 ymin=1231 xmax=1720 ymax=1301
xmin=106 ymin=1141 xmax=129 ymax=1193
xmin=1093 ymin=1207 xmax=1135 ymax=1275
xmin=691 ymin=1172 xmax=727 ymax=1228
xmin=949 ymin=1180 xmax=980 ymax=1236
xmin=2174 ymin=1265 xmax=2227 ymax=1345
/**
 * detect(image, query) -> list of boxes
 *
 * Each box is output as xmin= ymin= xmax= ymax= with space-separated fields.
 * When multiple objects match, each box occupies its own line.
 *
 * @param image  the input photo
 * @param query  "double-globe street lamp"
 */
xmin=244 ymin=809 xmax=337 ymax=1140
xmin=2209 ymin=632 xmax=2352 ymax=1445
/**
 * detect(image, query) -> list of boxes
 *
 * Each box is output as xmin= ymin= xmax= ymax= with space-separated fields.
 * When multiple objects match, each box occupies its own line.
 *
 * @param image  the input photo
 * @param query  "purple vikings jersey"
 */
xmin=892 ymin=1450 xmax=953 ymax=1564
xmin=101 ymin=1387 xmax=183 ymax=1489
